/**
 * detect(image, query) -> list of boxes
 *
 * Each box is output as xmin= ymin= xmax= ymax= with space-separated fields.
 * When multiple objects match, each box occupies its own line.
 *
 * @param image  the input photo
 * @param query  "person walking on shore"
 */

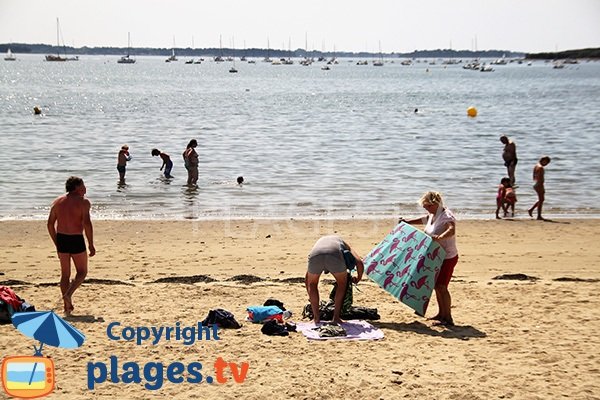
xmin=182 ymin=139 xmax=198 ymax=186
xmin=528 ymin=156 xmax=551 ymax=220
xmin=399 ymin=191 xmax=459 ymax=326
xmin=500 ymin=135 xmax=518 ymax=186
xmin=47 ymin=176 xmax=95 ymax=316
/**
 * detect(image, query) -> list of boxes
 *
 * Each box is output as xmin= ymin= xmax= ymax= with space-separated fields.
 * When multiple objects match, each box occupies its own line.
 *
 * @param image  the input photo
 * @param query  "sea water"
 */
xmin=1 ymin=55 xmax=599 ymax=220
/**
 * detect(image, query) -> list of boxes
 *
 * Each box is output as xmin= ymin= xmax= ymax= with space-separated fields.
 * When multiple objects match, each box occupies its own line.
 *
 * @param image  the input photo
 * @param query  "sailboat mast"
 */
xmin=56 ymin=18 xmax=60 ymax=56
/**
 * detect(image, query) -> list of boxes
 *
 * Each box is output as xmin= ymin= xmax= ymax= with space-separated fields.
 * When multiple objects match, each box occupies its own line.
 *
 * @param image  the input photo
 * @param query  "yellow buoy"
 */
xmin=467 ymin=106 xmax=477 ymax=118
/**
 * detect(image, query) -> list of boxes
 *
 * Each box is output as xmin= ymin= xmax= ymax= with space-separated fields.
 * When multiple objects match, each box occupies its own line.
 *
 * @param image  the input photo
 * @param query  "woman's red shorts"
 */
xmin=436 ymin=255 xmax=459 ymax=287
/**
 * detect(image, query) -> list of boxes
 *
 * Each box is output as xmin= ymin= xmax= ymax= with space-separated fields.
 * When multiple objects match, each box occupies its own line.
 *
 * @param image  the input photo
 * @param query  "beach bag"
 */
xmin=263 ymin=298 xmax=286 ymax=311
xmin=302 ymin=301 xmax=380 ymax=321
xmin=340 ymin=243 xmax=357 ymax=271
xmin=0 ymin=300 xmax=12 ymax=324
xmin=246 ymin=305 xmax=284 ymax=323
xmin=261 ymin=320 xmax=289 ymax=336
xmin=201 ymin=309 xmax=242 ymax=329
xmin=302 ymin=301 xmax=334 ymax=321
xmin=345 ymin=306 xmax=380 ymax=320
xmin=0 ymin=286 xmax=23 ymax=311
xmin=0 ymin=286 xmax=36 ymax=324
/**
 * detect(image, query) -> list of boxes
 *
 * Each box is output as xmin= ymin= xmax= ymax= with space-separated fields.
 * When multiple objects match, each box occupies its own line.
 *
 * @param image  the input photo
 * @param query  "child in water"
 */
xmin=496 ymin=177 xmax=517 ymax=218
xmin=117 ymin=145 xmax=132 ymax=184
xmin=151 ymin=149 xmax=173 ymax=178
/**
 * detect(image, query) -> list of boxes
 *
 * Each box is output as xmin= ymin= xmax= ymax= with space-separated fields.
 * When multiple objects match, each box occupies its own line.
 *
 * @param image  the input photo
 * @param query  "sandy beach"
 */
xmin=1 ymin=218 xmax=599 ymax=399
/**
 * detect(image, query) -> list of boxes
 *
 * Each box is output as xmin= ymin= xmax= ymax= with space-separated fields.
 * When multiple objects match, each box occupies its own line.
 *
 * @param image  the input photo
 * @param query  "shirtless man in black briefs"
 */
xmin=500 ymin=135 xmax=518 ymax=186
xmin=48 ymin=176 xmax=95 ymax=315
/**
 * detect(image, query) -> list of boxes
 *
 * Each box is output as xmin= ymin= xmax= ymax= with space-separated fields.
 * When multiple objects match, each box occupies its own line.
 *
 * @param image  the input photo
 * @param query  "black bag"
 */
xmin=261 ymin=320 xmax=289 ymax=336
xmin=340 ymin=242 xmax=357 ymax=270
xmin=263 ymin=298 xmax=286 ymax=311
xmin=345 ymin=306 xmax=380 ymax=320
xmin=0 ymin=298 xmax=35 ymax=324
xmin=201 ymin=309 xmax=242 ymax=329
xmin=302 ymin=301 xmax=380 ymax=321
xmin=0 ymin=300 xmax=11 ymax=324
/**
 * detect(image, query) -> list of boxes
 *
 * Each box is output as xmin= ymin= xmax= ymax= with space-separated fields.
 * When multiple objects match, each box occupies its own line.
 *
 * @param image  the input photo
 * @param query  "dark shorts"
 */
xmin=504 ymin=158 xmax=518 ymax=167
xmin=56 ymin=233 xmax=86 ymax=254
xmin=436 ymin=255 xmax=459 ymax=287
xmin=164 ymin=160 xmax=173 ymax=176
xmin=117 ymin=165 xmax=126 ymax=173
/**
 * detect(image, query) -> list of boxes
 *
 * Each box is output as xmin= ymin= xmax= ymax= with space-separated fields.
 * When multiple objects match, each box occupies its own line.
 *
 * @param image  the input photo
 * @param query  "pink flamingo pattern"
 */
xmin=415 ymin=237 xmax=428 ymax=251
xmin=415 ymin=255 xmax=431 ymax=274
xmin=396 ymin=265 xmax=411 ymax=279
xmin=368 ymin=245 xmax=385 ymax=259
xmin=381 ymin=253 xmax=397 ymax=266
xmin=403 ymin=247 xmax=416 ymax=263
xmin=383 ymin=271 xmax=399 ymax=289
xmin=392 ymin=225 xmax=404 ymax=235
xmin=389 ymin=237 xmax=401 ymax=253
xmin=363 ymin=221 xmax=446 ymax=316
xmin=427 ymin=247 xmax=443 ymax=261
xmin=399 ymin=283 xmax=417 ymax=302
xmin=402 ymin=230 xmax=418 ymax=243
xmin=410 ymin=275 xmax=431 ymax=291
xmin=366 ymin=260 xmax=381 ymax=275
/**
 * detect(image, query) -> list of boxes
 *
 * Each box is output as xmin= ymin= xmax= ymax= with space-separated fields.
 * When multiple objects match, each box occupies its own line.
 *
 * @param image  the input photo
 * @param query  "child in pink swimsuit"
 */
xmin=496 ymin=177 xmax=517 ymax=218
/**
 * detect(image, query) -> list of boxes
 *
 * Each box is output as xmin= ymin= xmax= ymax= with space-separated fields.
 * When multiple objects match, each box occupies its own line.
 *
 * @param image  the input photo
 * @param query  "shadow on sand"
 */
xmin=64 ymin=315 xmax=104 ymax=323
xmin=373 ymin=320 xmax=487 ymax=340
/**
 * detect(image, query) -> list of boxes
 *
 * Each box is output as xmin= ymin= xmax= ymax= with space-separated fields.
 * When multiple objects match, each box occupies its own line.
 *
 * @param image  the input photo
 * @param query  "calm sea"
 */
xmin=1 ymin=54 xmax=599 ymax=220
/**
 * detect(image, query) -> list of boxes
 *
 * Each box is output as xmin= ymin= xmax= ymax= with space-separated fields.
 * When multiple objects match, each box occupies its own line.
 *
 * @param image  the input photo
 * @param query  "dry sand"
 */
xmin=1 ymin=218 xmax=599 ymax=399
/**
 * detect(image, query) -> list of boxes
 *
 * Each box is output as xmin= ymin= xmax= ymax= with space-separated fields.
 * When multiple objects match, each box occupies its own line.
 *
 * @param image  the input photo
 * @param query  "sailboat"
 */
xmin=373 ymin=41 xmax=384 ymax=66
xmin=117 ymin=32 xmax=136 ymax=64
xmin=214 ymin=35 xmax=224 ymax=62
xmin=229 ymin=37 xmax=238 ymax=73
xmin=185 ymin=36 xmax=195 ymax=64
xmin=45 ymin=18 xmax=68 ymax=61
xmin=240 ymin=40 xmax=247 ymax=62
xmin=165 ymin=37 xmax=178 ymax=62
xmin=282 ymin=37 xmax=294 ymax=65
xmin=263 ymin=38 xmax=272 ymax=63
xmin=4 ymin=48 xmax=16 ymax=61
xmin=300 ymin=33 xmax=312 ymax=66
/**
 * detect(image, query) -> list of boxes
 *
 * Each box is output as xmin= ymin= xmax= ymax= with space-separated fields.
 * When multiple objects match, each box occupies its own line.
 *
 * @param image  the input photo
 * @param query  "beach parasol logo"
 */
xmin=1 ymin=311 xmax=85 ymax=399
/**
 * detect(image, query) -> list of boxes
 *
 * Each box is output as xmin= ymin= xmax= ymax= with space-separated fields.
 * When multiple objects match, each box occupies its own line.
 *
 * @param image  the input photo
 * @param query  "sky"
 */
xmin=1 ymin=0 xmax=599 ymax=54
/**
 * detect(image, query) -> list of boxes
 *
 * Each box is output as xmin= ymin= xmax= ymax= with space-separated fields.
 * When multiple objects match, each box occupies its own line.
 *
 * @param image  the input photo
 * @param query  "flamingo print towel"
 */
xmin=363 ymin=222 xmax=446 ymax=316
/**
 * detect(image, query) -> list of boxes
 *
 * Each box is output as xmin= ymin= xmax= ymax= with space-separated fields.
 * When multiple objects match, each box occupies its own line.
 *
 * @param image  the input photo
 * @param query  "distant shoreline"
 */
xmin=1 ymin=43 xmax=527 ymax=59
xmin=3 ymin=43 xmax=599 ymax=60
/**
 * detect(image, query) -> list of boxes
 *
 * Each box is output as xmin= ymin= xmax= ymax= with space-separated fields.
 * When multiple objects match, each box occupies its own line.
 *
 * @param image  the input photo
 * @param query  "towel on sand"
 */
xmin=296 ymin=319 xmax=384 ymax=341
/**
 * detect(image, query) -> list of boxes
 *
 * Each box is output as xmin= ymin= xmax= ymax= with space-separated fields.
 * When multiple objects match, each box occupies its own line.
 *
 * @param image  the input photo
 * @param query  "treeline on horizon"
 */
xmin=1 ymin=43 xmax=522 ymax=59
xmin=2 ymin=43 xmax=599 ymax=59
xmin=525 ymin=48 xmax=600 ymax=60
